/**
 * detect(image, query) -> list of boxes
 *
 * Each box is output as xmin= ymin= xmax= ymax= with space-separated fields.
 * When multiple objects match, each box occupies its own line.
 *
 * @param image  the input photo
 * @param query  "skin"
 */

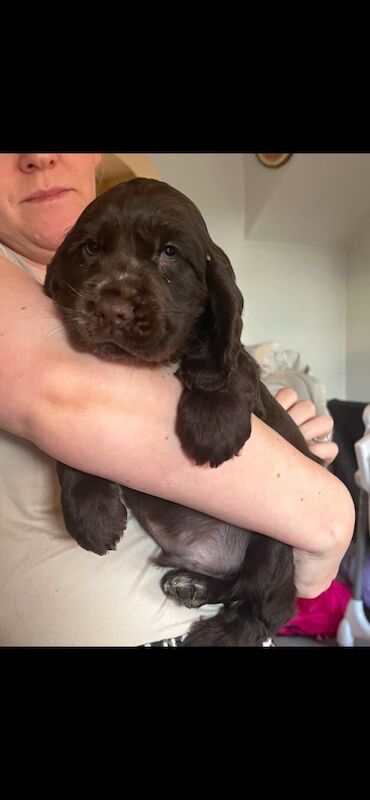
xmin=275 ymin=388 xmax=338 ymax=468
xmin=0 ymin=153 xmax=101 ymax=275
xmin=0 ymin=154 xmax=355 ymax=599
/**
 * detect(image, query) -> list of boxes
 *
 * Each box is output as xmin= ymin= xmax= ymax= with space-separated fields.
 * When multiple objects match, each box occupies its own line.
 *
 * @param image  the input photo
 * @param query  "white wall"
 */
xmin=346 ymin=231 xmax=370 ymax=402
xmin=148 ymin=154 xmax=348 ymax=400
xmin=238 ymin=241 xmax=347 ymax=400
xmin=148 ymin=153 xmax=244 ymax=268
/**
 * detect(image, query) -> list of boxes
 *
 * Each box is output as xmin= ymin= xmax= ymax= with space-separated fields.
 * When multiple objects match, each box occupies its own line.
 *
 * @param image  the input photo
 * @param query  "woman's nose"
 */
xmin=18 ymin=153 xmax=58 ymax=173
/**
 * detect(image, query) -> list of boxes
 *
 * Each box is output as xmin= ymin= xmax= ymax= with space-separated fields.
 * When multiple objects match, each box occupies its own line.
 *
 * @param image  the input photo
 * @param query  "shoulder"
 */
xmin=0 ymin=251 xmax=13 ymax=271
xmin=0 ymin=253 xmax=63 ymax=361
xmin=0 ymin=254 xmax=44 ymax=314
xmin=0 ymin=251 xmax=26 ymax=280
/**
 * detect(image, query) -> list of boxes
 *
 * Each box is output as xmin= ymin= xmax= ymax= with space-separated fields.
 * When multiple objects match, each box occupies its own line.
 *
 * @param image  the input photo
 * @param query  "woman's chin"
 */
xmin=47 ymin=218 xmax=79 ymax=245
xmin=25 ymin=201 xmax=86 ymax=251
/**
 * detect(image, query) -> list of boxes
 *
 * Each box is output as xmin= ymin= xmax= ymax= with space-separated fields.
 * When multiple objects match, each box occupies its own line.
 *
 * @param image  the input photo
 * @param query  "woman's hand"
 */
xmin=274 ymin=387 xmax=348 ymax=598
xmin=275 ymin=387 xmax=338 ymax=467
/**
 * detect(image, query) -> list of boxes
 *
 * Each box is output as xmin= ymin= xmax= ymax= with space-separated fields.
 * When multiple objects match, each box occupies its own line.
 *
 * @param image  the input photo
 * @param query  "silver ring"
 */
xmin=312 ymin=433 xmax=332 ymax=443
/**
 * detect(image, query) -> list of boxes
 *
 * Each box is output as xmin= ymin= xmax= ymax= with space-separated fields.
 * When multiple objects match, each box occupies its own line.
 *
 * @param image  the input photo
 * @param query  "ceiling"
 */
xmin=242 ymin=153 xmax=370 ymax=250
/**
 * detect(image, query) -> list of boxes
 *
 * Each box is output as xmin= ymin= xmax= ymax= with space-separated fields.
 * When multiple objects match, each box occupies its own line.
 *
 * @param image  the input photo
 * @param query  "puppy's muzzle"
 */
xmin=94 ymin=294 xmax=134 ymax=331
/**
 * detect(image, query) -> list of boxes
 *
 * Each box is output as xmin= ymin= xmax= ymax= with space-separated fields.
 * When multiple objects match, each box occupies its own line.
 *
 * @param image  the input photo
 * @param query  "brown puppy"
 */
xmin=45 ymin=178 xmax=320 ymax=646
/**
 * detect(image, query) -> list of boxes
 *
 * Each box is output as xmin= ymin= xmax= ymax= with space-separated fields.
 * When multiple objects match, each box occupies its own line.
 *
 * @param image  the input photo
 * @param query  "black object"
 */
xmin=327 ymin=398 xmax=367 ymax=515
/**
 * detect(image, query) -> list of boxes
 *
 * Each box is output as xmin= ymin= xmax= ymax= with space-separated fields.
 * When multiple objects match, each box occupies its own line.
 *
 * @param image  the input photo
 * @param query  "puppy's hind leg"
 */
xmin=181 ymin=535 xmax=296 ymax=646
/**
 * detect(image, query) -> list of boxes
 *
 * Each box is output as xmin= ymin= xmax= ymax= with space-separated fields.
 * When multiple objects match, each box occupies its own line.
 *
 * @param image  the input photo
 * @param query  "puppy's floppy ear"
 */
xmin=44 ymin=246 xmax=65 ymax=301
xmin=176 ymin=239 xmax=262 ymax=467
xmin=177 ymin=242 xmax=244 ymax=393
xmin=44 ymin=259 xmax=56 ymax=299
xmin=205 ymin=243 xmax=244 ymax=376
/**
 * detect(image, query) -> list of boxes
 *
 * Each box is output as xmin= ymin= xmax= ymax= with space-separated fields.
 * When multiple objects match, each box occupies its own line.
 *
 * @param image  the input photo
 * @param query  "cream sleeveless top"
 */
xmin=0 ymin=243 xmax=218 ymax=645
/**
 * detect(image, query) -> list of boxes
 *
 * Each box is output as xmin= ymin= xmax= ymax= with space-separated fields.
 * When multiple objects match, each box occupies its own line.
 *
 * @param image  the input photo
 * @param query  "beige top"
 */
xmin=0 ymin=244 xmax=219 ymax=645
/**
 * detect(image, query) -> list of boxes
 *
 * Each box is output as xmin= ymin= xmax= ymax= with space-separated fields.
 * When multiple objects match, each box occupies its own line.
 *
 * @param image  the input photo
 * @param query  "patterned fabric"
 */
xmin=141 ymin=635 xmax=187 ymax=647
xmin=140 ymin=635 xmax=276 ymax=647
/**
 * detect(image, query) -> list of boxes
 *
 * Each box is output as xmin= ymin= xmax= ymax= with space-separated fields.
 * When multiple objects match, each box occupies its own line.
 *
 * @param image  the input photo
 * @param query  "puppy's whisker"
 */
xmin=62 ymin=279 xmax=83 ymax=299
xmin=65 ymin=316 xmax=88 ymax=330
xmin=82 ymin=290 xmax=97 ymax=302
xmin=45 ymin=325 xmax=65 ymax=341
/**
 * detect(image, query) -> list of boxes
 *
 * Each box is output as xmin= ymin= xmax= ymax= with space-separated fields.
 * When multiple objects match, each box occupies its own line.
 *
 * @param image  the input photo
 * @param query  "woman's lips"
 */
xmin=23 ymin=188 xmax=72 ymax=203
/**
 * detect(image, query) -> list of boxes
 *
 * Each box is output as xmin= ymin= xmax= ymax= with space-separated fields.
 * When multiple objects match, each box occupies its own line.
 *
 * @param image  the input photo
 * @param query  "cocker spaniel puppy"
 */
xmin=45 ymin=178 xmax=320 ymax=646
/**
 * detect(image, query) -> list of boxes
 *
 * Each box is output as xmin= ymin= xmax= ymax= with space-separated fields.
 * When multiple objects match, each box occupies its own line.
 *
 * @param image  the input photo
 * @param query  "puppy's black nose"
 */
xmin=94 ymin=296 xmax=134 ymax=328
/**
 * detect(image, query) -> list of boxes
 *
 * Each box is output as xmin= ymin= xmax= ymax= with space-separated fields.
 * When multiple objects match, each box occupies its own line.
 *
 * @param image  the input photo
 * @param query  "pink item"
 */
xmin=278 ymin=579 xmax=352 ymax=639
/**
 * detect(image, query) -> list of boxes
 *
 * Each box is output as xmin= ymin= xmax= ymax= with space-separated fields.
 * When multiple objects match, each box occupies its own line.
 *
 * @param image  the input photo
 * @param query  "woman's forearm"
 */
xmin=31 ymin=349 xmax=354 ymax=551
xmin=32 ymin=359 xmax=354 ymax=598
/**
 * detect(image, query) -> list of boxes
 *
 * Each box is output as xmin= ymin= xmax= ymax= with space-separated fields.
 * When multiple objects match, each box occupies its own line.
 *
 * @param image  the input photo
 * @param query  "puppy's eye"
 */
xmin=83 ymin=239 xmax=99 ymax=256
xmin=161 ymin=244 xmax=177 ymax=259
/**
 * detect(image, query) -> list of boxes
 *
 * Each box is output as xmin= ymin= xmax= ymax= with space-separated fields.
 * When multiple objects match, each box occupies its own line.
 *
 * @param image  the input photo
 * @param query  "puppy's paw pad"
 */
xmin=161 ymin=571 xmax=208 ymax=608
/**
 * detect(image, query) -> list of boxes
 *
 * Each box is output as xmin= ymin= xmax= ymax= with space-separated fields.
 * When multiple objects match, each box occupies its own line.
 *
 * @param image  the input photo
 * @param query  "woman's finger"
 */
xmin=274 ymin=387 xmax=299 ymax=411
xmin=307 ymin=440 xmax=339 ymax=467
xmin=298 ymin=414 xmax=334 ymax=444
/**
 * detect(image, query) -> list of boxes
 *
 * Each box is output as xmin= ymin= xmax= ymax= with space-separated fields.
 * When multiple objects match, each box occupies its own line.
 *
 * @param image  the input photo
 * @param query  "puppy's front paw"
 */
xmin=176 ymin=389 xmax=251 ymax=467
xmin=61 ymin=476 xmax=127 ymax=555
